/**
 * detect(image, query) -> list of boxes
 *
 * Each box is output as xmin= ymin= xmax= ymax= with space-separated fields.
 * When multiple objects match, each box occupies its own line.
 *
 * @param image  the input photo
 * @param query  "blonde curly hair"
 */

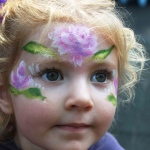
xmin=0 ymin=0 xmax=146 ymax=141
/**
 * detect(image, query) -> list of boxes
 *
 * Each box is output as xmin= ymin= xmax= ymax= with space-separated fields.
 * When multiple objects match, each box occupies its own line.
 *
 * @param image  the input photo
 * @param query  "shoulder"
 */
xmin=89 ymin=132 xmax=125 ymax=150
xmin=0 ymin=139 xmax=20 ymax=150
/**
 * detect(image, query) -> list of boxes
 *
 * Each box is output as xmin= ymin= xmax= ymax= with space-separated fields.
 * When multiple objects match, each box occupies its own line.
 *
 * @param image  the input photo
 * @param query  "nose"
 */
xmin=64 ymin=79 xmax=94 ymax=111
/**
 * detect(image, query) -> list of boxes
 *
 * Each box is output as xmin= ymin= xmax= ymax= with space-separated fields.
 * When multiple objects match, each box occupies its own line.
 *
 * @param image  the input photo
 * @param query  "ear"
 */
xmin=0 ymin=85 xmax=13 ymax=114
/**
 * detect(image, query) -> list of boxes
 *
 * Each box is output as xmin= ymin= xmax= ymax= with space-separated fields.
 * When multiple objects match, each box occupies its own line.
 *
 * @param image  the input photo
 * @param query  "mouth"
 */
xmin=55 ymin=123 xmax=90 ymax=132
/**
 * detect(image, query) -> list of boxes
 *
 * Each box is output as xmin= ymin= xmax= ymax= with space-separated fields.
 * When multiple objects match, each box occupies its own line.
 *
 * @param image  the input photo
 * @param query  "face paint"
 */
xmin=23 ymin=25 xmax=114 ymax=67
xmin=23 ymin=41 xmax=59 ymax=58
xmin=10 ymin=61 xmax=34 ymax=90
xmin=10 ymin=61 xmax=46 ymax=101
xmin=91 ymin=45 xmax=114 ymax=62
xmin=28 ymin=63 xmax=40 ymax=75
xmin=28 ymin=63 xmax=36 ymax=75
xmin=107 ymin=93 xmax=117 ymax=106
xmin=114 ymin=77 xmax=118 ymax=95
xmin=48 ymin=25 xmax=99 ymax=66
xmin=35 ymin=64 xmax=40 ymax=73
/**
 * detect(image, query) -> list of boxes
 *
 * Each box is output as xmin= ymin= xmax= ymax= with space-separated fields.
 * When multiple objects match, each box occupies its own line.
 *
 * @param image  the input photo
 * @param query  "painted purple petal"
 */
xmin=61 ymin=32 xmax=74 ymax=45
xmin=18 ymin=76 xmax=33 ymax=89
xmin=48 ymin=25 xmax=98 ymax=66
xmin=17 ymin=61 xmax=26 ymax=76
xmin=70 ymin=55 xmax=83 ymax=67
xmin=114 ymin=77 xmax=118 ymax=94
xmin=10 ymin=61 xmax=34 ymax=90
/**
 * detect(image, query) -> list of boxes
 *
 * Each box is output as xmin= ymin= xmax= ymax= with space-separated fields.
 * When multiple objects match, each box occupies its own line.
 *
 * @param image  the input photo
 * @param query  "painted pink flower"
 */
xmin=11 ymin=61 xmax=34 ymax=90
xmin=114 ymin=77 xmax=118 ymax=95
xmin=48 ymin=25 xmax=98 ymax=66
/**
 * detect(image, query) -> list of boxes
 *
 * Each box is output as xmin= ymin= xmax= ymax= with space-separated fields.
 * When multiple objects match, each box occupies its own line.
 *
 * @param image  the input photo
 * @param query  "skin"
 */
xmin=7 ymin=24 xmax=118 ymax=150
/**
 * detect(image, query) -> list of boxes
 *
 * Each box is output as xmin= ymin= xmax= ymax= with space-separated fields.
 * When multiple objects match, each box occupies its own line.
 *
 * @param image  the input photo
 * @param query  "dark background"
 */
xmin=111 ymin=1 xmax=150 ymax=150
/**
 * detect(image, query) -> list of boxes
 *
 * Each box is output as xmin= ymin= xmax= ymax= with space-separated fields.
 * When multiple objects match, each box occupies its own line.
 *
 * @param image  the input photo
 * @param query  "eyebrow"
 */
xmin=34 ymin=58 xmax=73 ymax=68
xmin=34 ymin=57 xmax=118 ymax=71
xmin=23 ymin=40 xmax=117 ymax=68
xmin=89 ymin=61 xmax=118 ymax=69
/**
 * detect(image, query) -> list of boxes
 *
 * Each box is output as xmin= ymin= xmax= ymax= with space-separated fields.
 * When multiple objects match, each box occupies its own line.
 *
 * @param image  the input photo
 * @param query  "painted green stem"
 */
xmin=9 ymin=84 xmax=46 ymax=101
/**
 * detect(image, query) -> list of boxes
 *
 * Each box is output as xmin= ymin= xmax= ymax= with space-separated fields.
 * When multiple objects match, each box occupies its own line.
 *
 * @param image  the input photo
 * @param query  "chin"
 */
xmin=48 ymin=142 xmax=92 ymax=150
xmin=61 ymin=145 xmax=90 ymax=150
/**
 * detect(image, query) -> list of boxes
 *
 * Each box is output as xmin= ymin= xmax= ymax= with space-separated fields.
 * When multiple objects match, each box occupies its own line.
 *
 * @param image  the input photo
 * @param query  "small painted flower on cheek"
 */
xmin=11 ymin=61 xmax=34 ymax=90
xmin=48 ymin=25 xmax=98 ymax=66
xmin=10 ymin=61 xmax=46 ymax=101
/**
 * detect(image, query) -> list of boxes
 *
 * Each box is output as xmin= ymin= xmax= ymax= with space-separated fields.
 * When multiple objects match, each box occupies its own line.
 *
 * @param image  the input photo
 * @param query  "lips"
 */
xmin=55 ymin=123 xmax=90 ymax=132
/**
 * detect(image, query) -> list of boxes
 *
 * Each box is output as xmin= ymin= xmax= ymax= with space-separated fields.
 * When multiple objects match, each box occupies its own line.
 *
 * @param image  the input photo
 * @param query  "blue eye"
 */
xmin=91 ymin=70 xmax=112 ymax=83
xmin=41 ymin=69 xmax=63 ymax=81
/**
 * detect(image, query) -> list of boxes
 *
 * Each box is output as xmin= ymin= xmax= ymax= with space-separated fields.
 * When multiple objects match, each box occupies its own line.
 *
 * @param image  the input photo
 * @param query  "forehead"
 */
xmin=28 ymin=23 xmax=112 ymax=46
xmin=21 ymin=23 xmax=117 ymax=67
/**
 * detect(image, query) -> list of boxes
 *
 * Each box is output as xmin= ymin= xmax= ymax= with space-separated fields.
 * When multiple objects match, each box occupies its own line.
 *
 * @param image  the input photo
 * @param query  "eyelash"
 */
xmin=90 ymin=69 xmax=113 ymax=83
xmin=36 ymin=67 xmax=113 ymax=83
xmin=37 ymin=67 xmax=63 ymax=82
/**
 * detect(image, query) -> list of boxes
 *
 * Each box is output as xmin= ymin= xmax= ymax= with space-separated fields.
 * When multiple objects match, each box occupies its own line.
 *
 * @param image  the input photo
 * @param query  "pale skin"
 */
xmin=0 ymin=24 xmax=118 ymax=150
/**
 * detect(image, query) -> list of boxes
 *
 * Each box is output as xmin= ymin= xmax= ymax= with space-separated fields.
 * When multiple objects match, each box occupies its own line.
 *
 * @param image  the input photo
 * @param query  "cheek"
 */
xmin=104 ymin=84 xmax=114 ymax=94
xmin=92 ymin=83 xmax=117 ymax=106
xmin=94 ymin=89 xmax=116 ymax=121
xmin=12 ymin=96 xmax=61 ymax=134
xmin=95 ymin=101 xmax=116 ymax=123
xmin=91 ymin=86 xmax=116 ymax=133
xmin=93 ymin=98 xmax=116 ymax=139
xmin=103 ymin=84 xmax=117 ymax=106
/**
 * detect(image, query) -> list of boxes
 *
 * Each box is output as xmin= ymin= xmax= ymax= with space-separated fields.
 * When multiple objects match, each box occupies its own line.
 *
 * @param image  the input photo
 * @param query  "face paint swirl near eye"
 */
xmin=9 ymin=61 xmax=46 ymax=101
xmin=48 ymin=25 xmax=99 ymax=66
xmin=28 ymin=63 xmax=40 ymax=75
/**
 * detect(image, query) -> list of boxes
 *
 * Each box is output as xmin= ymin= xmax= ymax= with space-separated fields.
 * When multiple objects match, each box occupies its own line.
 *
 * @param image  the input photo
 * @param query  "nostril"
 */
xmin=84 ymin=105 xmax=93 ymax=111
xmin=65 ymin=98 xmax=94 ymax=111
xmin=71 ymin=105 xmax=77 ymax=108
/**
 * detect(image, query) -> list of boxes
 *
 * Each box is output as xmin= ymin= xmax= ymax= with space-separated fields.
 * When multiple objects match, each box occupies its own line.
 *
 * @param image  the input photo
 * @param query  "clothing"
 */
xmin=0 ymin=132 xmax=124 ymax=150
xmin=89 ymin=132 xmax=125 ymax=150
xmin=0 ymin=139 xmax=20 ymax=150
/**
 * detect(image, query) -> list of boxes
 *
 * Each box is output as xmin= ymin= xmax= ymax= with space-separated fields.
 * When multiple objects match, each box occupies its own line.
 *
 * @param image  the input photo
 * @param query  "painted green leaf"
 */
xmin=9 ymin=84 xmax=46 ymax=101
xmin=107 ymin=93 xmax=117 ymax=106
xmin=21 ymin=88 xmax=46 ymax=100
xmin=9 ymin=84 xmax=21 ymax=96
xmin=91 ymin=45 xmax=115 ymax=62
xmin=23 ymin=41 xmax=58 ymax=58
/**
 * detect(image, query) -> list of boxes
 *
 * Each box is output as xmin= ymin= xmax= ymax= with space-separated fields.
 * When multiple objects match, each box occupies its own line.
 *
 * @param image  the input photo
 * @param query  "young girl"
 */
xmin=0 ymin=0 xmax=146 ymax=150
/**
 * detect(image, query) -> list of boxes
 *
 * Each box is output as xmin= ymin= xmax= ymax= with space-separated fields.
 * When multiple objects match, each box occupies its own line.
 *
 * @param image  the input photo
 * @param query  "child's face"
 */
xmin=9 ymin=24 xmax=118 ymax=150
